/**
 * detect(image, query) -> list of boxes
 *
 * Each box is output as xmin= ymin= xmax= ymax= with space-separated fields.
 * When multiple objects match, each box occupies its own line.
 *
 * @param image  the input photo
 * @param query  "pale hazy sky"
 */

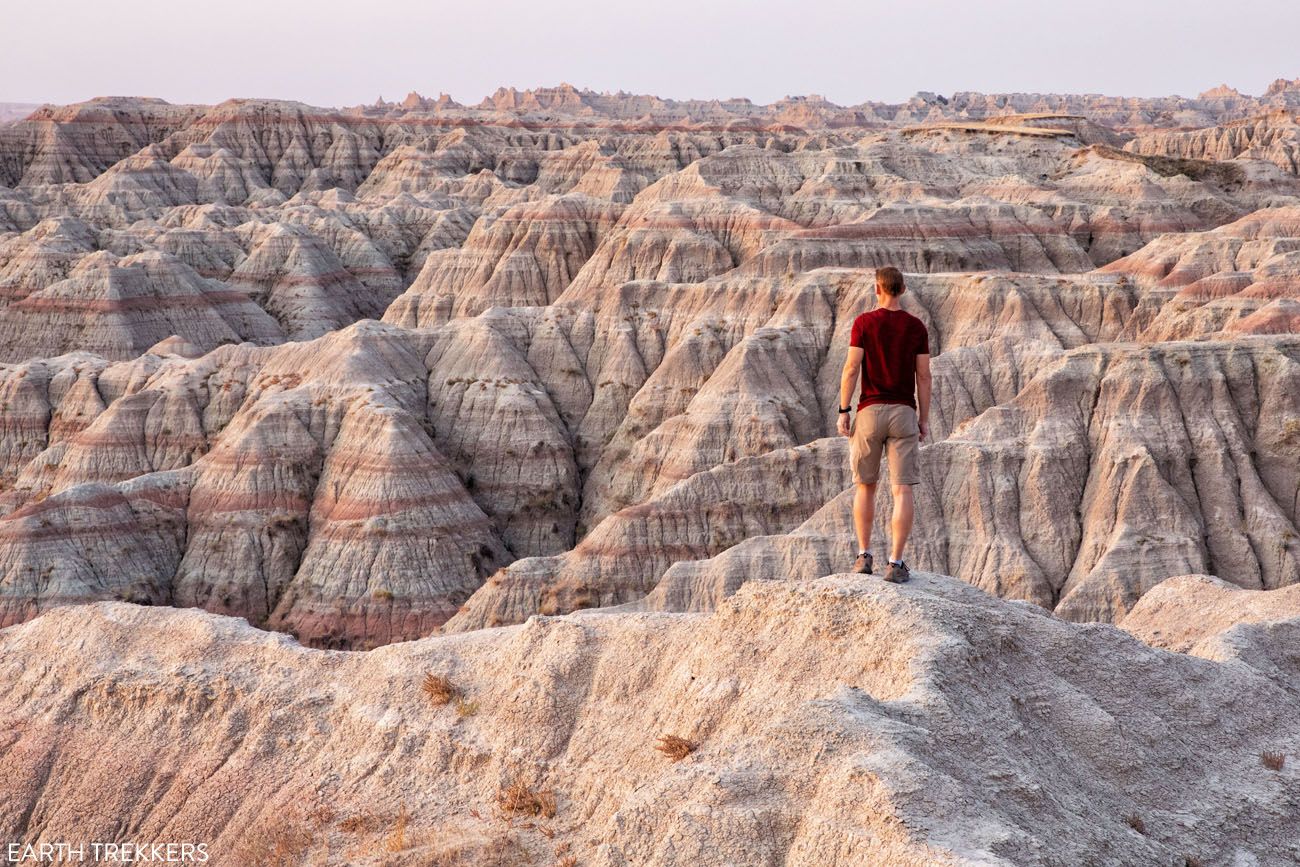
xmin=5 ymin=0 xmax=1299 ymax=107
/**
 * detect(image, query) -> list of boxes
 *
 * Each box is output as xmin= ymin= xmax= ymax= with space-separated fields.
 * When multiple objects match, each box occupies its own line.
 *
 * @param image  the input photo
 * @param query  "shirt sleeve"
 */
xmin=916 ymin=321 xmax=930 ymax=355
xmin=849 ymin=315 xmax=865 ymax=349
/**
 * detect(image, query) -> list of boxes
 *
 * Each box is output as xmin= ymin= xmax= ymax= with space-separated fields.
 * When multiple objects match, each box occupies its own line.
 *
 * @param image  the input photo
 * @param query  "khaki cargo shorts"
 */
xmin=850 ymin=404 xmax=920 ymax=485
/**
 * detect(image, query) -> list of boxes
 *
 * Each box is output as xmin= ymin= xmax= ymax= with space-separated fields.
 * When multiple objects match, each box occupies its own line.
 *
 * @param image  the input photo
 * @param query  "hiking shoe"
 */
xmin=884 ymin=560 xmax=911 ymax=583
xmin=852 ymin=552 xmax=874 ymax=575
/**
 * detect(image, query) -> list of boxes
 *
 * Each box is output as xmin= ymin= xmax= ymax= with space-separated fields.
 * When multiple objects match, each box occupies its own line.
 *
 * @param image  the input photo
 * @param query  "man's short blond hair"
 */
xmin=876 ymin=267 xmax=905 ymax=296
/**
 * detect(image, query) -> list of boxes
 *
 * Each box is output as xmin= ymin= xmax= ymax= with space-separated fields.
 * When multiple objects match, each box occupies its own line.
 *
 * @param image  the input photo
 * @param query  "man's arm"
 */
xmin=915 ymin=353 xmax=931 ymax=442
xmin=837 ymin=346 xmax=864 ymax=436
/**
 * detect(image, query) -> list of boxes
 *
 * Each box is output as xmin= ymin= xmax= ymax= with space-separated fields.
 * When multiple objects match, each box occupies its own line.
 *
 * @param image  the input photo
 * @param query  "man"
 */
xmin=836 ymin=266 xmax=931 ymax=583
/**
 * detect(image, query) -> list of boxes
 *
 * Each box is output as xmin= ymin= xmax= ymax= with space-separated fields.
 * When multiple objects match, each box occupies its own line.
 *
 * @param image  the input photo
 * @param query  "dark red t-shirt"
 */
xmin=849 ymin=308 xmax=930 ymax=410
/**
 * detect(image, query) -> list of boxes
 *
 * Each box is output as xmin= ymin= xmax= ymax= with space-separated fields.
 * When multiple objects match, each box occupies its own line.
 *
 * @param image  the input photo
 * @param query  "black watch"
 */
xmin=838 ymin=406 xmax=852 ymax=414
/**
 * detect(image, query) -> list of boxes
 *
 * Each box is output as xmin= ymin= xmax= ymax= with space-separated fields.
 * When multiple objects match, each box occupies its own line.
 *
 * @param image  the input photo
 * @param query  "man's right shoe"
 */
xmin=853 ymin=552 xmax=874 ymax=575
xmin=884 ymin=560 xmax=911 ymax=583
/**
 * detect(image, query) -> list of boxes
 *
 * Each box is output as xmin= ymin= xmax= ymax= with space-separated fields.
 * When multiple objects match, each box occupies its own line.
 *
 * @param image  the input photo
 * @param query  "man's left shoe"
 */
xmin=884 ymin=561 xmax=911 ymax=583
xmin=853 ymin=552 xmax=874 ymax=574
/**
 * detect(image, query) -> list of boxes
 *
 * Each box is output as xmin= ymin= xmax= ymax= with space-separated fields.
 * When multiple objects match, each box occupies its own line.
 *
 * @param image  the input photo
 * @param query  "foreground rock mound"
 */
xmin=1121 ymin=573 xmax=1300 ymax=654
xmin=1 ymin=574 xmax=1297 ymax=866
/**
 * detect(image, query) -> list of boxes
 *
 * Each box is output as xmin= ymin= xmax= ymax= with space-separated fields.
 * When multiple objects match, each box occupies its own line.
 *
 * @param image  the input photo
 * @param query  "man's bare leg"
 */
xmin=889 ymin=484 xmax=914 ymax=562
xmin=854 ymin=482 xmax=876 ymax=554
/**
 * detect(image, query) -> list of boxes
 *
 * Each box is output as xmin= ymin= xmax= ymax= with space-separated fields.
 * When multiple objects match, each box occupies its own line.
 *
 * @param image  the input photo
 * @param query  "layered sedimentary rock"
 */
xmin=4 ymin=575 xmax=1300 ymax=865
xmin=386 ymin=194 xmax=621 ymax=325
xmin=0 ymin=323 xmax=513 ymax=647
xmin=625 ymin=337 xmax=1300 ymax=625
xmin=6 ymin=80 xmax=1300 ymax=862
xmin=0 ymin=249 xmax=282 ymax=362
xmin=445 ymin=439 xmax=852 ymax=631
xmin=1127 ymin=111 xmax=1300 ymax=176
xmin=0 ymin=98 xmax=203 ymax=188
xmin=1 ymin=85 xmax=1300 ymax=645
xmin=1104 ymin=206 xmax=1300 ymax=339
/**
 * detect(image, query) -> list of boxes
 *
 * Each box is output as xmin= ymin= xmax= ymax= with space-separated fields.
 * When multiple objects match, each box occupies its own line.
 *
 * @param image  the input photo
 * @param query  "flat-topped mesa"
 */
xmin=900 ymin=113 xmax=1122 ymax=147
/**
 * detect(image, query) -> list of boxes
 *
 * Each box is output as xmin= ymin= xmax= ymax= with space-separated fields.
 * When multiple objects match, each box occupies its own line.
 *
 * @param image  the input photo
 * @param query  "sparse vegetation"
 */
xmin=384 ymin=804 xmax=410 ymax=852
xmin=338 ymin=812 xmax=384 ymax=834
xmin=307 ymin=804 xmax=335 ymax=827
xmin=497 ymin=779 xmax=557 ymax=819
xmin=455 ymin=697 xmax=480 ymax=718
xmin=655 ymin=734 xmax=695 ymax=762
xmin=1184 ymin=856 xmax=1204 ymax=867
xmin=422 ymin=673 xmax=456 ymax=706
xmin=1124 ymin=813 xmax=1146 ymax=835
xmin=232 ymin=810 xmax=312 ymax=866
xmin=1262 ymin=750 xmax=1286 ymax=771
xmin=556 ymin=857 xmax=578 ymax=867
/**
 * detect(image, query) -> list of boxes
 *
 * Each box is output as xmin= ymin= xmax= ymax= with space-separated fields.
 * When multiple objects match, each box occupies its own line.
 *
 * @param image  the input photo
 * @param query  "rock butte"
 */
xmin=3 ymin=79 xmax=1300 ymax=863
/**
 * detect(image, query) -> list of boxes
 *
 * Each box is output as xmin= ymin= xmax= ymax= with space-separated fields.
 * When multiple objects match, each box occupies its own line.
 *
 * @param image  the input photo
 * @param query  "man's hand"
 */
xmin=837 ymin=412 xmax=852 ymax=437
xmin=918 ymin=419 xmax=928 ymax=442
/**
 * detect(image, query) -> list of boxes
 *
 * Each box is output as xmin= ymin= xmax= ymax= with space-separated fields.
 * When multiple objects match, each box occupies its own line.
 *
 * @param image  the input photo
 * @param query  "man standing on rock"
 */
xmin=836 ymin=267 xmax=931 ymax=583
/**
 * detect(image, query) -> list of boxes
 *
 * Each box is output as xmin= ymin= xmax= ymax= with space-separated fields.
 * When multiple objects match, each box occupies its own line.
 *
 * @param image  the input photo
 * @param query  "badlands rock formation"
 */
xmin=0 ymin=85 xmax=1297 ymax=649
xmin=4 ymin=574 xmax=1300 ymax=866
xmin=3 ymin=78 xmax=1300 ymax=865
xmin=1121 ymin=572 xmax=1300 ymax=653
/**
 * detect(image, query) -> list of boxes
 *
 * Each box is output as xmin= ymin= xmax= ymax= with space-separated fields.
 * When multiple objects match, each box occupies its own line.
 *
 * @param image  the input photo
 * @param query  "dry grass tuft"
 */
xmin=1124 ymin=813 xmax=1146 ymax=835
xmin=655 ymin=734 xmax=695 ymax=762
xmin=497 ymin=779 xmax=557 ymax=819
xmin=1262 ymin=750 xmax=1286 ymax=771
xmin=338 ymin=812 xmax=384 ymax=834
xmin=384 ymin=805 xmax=410 ymax=852
xmin=556 ymin=857 xmax=578 ymax=867
xmin=307 ymin=804 xmax=335 ymax=827
xmin=422 ymin=673 xmax=457 ymax=706
xmin=232 ymin=810 xmax=312 ymax=866
xmin=455 ymin=697 xmax=480 ymax=718
xmin=1184 ymin=857 xmax=1204 ymax=867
